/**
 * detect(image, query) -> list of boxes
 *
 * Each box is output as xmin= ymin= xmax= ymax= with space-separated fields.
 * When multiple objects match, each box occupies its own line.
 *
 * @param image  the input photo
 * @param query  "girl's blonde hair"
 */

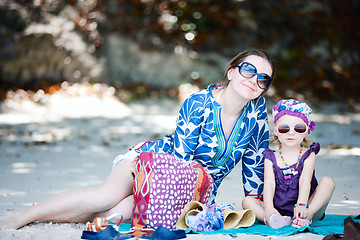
xmin=270 ymin=133 xmax=312 ymax=148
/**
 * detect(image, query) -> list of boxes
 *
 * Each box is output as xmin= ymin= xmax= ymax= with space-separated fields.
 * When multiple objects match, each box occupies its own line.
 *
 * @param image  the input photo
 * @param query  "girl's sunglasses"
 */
xmin=277 ymin=123 xmax=308 ymax=134
xmin=236 ymin=62 xmax=272 ymax=90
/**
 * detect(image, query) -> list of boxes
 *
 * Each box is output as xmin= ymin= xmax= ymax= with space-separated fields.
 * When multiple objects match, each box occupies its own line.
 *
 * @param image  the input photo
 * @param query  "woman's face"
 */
xmin=227 ymin=55 xmax=273 ymax=101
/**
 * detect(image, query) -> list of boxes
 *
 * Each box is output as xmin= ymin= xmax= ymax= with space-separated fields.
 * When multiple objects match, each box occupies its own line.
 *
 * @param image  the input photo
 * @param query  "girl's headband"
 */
xmin=272 ymin=99 xmax=315 ymax=132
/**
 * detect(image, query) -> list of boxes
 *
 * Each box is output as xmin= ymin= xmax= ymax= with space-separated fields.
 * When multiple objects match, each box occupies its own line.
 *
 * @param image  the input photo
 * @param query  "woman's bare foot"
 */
xmin=0 ymin=214 xmax=20 ymax=230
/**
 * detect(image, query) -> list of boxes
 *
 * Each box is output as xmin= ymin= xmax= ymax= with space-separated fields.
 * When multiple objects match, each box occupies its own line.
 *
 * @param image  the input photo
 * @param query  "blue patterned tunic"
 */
xmin=127 ymin=84 xmax=269 ymax=203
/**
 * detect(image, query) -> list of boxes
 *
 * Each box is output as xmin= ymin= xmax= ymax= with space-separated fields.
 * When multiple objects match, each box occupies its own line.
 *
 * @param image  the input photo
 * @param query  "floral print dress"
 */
xmin=119 ymin=84 xmax=269 ymax=203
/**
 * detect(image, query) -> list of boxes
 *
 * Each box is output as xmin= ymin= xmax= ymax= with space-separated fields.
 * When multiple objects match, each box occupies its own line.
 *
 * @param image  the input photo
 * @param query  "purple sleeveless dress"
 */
xmin=262 ymin=142 xmax=320 ymax=216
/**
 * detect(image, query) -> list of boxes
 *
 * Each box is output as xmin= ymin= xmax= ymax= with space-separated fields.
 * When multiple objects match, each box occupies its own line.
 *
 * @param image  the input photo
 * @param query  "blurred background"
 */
xmin=0 ymin=2 xmax=360 ymax=230
xmin=0 ymin=0 xmax=359 ymax=107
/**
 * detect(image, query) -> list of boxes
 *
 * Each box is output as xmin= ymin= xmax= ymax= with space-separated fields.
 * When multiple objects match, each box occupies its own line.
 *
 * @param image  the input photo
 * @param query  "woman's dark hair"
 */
xmin=221 ymin=49 xmax=276 ymax=91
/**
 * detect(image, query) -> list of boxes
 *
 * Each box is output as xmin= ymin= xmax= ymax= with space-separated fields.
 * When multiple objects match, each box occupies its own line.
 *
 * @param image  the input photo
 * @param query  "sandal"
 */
xmin=291 ymin=217 xmax=312 ymax=228
xmin=125 ymin=224 xmax=155 ymax=239
xmin=267 ymin=214 xmax=292 ymax=229
xmin=85 ymin=213 xmax=123 ymax=232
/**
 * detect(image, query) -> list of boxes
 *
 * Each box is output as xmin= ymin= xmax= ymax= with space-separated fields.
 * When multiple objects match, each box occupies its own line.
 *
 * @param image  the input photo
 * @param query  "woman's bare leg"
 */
xmin=95 ymin=195 xmax=134 ymax=223
xmin=0 ymin=158 xmax=134 ymax=229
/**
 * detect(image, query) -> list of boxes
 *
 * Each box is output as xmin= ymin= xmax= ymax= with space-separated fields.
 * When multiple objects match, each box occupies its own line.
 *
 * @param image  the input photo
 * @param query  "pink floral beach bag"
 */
xmin=131 ymin=151 xmax=214 ymax=230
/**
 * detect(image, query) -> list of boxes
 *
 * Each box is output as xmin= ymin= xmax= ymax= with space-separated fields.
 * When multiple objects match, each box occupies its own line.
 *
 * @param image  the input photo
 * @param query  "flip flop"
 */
xmin=141 ymin=225 xmax=186 ymax=239
xmin=81 ymin=226 xmax=135 ymax=239
xmin=291 ymin=217 xmax=312 ymax=228
xmin=267 ymin=214 xmax=292 ymax=229
xmin=85 ymin=213 xmax=123 ymax=232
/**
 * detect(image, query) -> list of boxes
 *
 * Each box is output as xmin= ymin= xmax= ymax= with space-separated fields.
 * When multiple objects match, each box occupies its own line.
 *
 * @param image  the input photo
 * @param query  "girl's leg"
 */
xmin=243 ymin=197 xmax=291 ymax=229
xmin=0 ymin=158 xmax=134 ymax=229
xmin=242 ymin=196 xmax=265 ymax=222
xmin=293 ymin=176 xmax=335 ymax=227
xmin=308 ymin=176 xmax=335 ymax=220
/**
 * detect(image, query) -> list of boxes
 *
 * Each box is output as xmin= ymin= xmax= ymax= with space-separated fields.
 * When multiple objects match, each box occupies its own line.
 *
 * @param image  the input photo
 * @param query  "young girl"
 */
xmin=242 ymin=99 xmax=335 ymax=229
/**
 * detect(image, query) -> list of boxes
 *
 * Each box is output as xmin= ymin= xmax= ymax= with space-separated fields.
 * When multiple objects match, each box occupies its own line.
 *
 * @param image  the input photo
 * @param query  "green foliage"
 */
xmin=1 ymin=0 xmax=359 ymax=104
xmin=101 ymin=0 xmax=360 ymax=103
xmin=98 ymin=0 xmax=360 ymax=104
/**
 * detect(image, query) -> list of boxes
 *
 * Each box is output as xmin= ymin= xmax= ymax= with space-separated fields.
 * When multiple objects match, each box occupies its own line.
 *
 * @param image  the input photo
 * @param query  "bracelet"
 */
xmin=294 ymin=203 xmax=309 ymax=209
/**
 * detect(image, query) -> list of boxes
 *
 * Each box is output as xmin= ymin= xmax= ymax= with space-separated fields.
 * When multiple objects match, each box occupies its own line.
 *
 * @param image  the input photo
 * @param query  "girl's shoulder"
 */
xmin=304 ymin=142 xmax=320 ymax=155
xmin=262 ymin=148 xmax=276 ymax=160
xmin=301 ymin=142 xmax=320 ymax=163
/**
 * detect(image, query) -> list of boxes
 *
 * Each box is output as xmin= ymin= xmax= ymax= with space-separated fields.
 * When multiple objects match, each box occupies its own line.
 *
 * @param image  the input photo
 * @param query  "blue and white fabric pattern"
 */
xmin=118 ymin=84 xmax=269 ymax=203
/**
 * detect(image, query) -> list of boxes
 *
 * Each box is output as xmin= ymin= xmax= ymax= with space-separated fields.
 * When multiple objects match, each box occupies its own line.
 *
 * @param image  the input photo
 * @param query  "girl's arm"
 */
xmin=294 ymin=152 xmax=316 ymax=219
xmin=263 ymin=158 xmax=279 ymax=222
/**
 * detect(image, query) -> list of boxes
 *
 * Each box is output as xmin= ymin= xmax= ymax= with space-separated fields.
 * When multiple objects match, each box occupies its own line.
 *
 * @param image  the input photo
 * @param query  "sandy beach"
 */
xmin=0 ymin=84 xmax=359 ymax=239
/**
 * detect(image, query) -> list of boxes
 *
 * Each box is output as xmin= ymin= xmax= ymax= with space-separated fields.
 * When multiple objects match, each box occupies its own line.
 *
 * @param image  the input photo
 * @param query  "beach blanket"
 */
xmin=118 ymin=215 xmax=359 ymax=237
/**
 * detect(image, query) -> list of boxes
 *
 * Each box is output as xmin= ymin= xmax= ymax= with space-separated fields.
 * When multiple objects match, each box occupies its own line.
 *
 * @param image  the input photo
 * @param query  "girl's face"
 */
xmin=274 ymin=114 xmax=308 ymax=148
xmin=227 ymin=55 xmax=273 ymax=101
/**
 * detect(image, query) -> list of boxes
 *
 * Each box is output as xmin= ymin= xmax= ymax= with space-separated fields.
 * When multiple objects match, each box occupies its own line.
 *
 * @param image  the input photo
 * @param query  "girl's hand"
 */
xmin=264 ymin=207 xmax=279 ymax=225
xmin=293 ymin=205 xmax=308 ymax=219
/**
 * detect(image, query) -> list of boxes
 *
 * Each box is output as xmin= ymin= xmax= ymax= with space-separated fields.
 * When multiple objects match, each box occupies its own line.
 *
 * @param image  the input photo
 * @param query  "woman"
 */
xmin=0 ymin=48 xmax=275 ymax=230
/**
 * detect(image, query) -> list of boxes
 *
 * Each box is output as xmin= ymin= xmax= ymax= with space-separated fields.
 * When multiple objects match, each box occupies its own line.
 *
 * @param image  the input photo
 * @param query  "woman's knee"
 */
xmin=103 ymin=158 xmax=135 ymax=193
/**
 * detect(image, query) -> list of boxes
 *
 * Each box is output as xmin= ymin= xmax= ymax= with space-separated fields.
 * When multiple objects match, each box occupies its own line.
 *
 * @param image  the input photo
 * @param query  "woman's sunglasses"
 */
xmin=277 ymin=123 xmax=308 ymax=134
xmin=236 ymin=62 xmax=272 ymax=90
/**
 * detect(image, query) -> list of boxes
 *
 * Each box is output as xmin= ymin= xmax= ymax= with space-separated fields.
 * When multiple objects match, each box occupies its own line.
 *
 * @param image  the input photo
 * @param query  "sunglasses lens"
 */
xmin=238 ymin=62 xmax=272 ymax=90
xmin=294 ymin=124 xmax=307 ymax=133
xmin=240 ymin=63 xmax=256 ymax=78
xmin=257 ymin=74 xmax=272 ymax=89
xmin=278 ymin=125 xmax=290 ymax=134
xmin=278 ymin=124 xmax=307 ymax=134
